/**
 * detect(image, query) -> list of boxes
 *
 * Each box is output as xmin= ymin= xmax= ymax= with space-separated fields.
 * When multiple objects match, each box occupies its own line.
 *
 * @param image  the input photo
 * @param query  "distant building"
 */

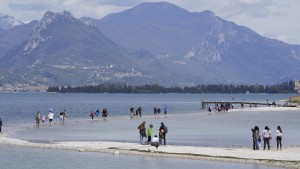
xmin=295 ymin=80 xmax=300 ymax=93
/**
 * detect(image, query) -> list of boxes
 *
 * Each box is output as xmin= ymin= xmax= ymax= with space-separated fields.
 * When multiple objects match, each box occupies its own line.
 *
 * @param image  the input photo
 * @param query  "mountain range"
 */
xmin=0 ymin=2 xmax=300 ymax=90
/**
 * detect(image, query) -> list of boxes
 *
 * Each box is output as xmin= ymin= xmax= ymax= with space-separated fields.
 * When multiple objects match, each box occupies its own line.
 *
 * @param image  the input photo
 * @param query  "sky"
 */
xmin=1 ymin=0 xmax=299 ymax=45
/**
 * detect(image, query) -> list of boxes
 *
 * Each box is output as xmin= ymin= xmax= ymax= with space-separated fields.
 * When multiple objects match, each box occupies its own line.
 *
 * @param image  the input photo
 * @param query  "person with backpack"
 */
xmin=159 ymin=122 xmax=168 ymax=145
xmin=138 ymin=121 xmax=146 ymax=144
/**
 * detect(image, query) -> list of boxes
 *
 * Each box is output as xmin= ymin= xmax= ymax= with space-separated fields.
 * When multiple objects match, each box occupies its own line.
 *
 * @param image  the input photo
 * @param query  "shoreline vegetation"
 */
xmin=47 ymin=81 xmax=296 ymax=94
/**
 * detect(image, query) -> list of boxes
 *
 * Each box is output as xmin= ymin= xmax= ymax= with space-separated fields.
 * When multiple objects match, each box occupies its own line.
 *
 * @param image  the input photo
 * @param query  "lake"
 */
xmin=0 ymin=93 xmax=297 ymax=169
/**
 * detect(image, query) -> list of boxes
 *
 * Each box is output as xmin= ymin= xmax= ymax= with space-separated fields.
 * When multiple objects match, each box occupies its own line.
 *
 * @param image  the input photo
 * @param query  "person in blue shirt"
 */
xmin=163 ymin=105 xmax=168 ymax=115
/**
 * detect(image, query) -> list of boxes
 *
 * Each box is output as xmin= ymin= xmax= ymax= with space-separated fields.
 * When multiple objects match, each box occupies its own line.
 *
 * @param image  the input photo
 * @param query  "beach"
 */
xmin=0 ymin=93 xmax=299 ymax=169
xmin=1 ymin=106 xmax=300 ymax=169
xmin=0 ymin=132 xmax=299 ymax=169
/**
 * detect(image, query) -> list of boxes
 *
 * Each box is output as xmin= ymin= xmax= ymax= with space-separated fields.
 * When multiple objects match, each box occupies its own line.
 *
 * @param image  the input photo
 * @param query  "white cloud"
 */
xmin=0 ymin=0 xmax=299 ymax=44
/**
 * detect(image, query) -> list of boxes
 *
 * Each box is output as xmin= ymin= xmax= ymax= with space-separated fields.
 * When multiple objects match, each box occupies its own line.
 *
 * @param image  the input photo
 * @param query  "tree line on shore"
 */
xmin=47 ymin=80 xmax=296 ymax=94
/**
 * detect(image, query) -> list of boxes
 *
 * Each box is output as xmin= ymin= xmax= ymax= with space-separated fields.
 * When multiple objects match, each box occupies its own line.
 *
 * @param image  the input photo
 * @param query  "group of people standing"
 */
xmin=130 ymin=106 xmax=143 ymax=118
xmin=90 ymin=108 xmax=108 ymax=120
xmin=130 ymin=105 xmax=168 ymax=118
xmin=252 ymin=125 xmax=283 ymax=151
xmin=153 ymin=105 xmax=168 ymax=115
xmin=35 ymin=109 xmax=66 ymax=127
xmin=138 ymin=121 xmax=168 ymax=148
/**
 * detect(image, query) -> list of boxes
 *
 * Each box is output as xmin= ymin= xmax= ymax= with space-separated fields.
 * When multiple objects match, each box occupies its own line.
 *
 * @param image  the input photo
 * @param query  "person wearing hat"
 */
xmin=0 ymin=118 xmax=3 ymax=133
xmin=138 ymin=121 xmax=146 ymax=144
xmin=262 ymin=126 xmax=272 ymax=150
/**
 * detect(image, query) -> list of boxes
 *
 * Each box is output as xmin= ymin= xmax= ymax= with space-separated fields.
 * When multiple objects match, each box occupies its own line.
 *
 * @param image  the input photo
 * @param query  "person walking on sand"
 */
xmin=42 ymin=115 xmax=46 ymax=123
xmin=157 ymin=108 xmax=161 ymax=114
xmin=130 ymin=106 xmax=135 ymax=118
xmin=262 ymin=126 xmax=272 ymax=150
xmin=159 ymin=122 xmax=168 ymax=145
xmin=89 ymin=111 xmax=95 ymax=120
xmin=102 ymin=108 xmax=108 ymax=120
xmin=276 ymin=126 xmax=283 ymax=150
xmin=163 ymin=105 xmax=168 ymax=115
xmin=35 ymin=111 xmax=41 ymax=127
xmin=138 ymin=121 xmax=146 ymax=144
xmin=147 ymin=124 xmax=153 ymax=144
xmin=154 ymin=107 xmax=157 ymax=115
xmin=137 ymin=107 xmax=142 ymax=117
xmin=151 ymin=135 xmax=159 ymax=148
xmin=59 ymin=110 xmax=66 ymax=125
xmin=48 ymin=109 xmax=54 ymax=126
xmin=95 ymin=109 xmax=100 ymax=119
xmin=0 ymin=118 xmax=3 ymax=134
xmin=252 ymin=126 xmax=260 ymax=150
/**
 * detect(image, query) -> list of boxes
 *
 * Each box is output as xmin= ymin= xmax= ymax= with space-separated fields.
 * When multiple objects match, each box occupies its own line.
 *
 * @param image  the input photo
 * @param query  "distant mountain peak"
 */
xmin=130 ymin=1 xmax=188 ymax=15
xmin=42 ymin=10 xmax=75 ymax=25
xmin=199 ymin=10 xmax=216 ymax=17
xmin=0 ymin=13 xmax=23 ymax=29
xmin=102 ymin=1 xmax=190 ymax=24
xmin=23 ymin=10 xmax=77 ymax=54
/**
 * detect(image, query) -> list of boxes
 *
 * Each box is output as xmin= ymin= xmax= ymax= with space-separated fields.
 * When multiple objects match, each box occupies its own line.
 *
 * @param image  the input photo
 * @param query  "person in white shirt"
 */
xmin=48 ymin=109 xmax=54 ymax=126
xmin=262 ymin=126 xmax=272 ymax=150
xmin=276 ymin=126 xmax=283 ymax=150
xmin=151 ymin=135 xmax=159 ymax=148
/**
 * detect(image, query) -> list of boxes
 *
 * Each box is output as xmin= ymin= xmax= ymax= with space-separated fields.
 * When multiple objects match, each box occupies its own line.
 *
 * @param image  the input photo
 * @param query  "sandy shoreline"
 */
xmin=0 ymin=133 xmax=299 ymax=169
xmin=1 ymin=106 xmax=300 ymax=168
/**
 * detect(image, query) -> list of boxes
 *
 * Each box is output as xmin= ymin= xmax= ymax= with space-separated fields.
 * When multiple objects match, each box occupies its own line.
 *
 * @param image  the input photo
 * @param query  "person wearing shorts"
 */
xmin=48 ymin=109 xmax=54 ymax=126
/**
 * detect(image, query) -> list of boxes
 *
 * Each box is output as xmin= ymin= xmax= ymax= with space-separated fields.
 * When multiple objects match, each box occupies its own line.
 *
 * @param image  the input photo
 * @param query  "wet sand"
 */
xmin=1 ymin=106 xmax=299 ymax=169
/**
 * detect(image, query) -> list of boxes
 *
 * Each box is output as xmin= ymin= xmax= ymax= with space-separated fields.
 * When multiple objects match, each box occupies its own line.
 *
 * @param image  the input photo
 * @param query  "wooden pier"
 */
xmin=201 ymin=101 xmax=282 ymax=109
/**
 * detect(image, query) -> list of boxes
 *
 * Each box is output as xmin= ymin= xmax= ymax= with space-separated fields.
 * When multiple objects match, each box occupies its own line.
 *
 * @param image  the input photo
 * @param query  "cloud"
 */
xmin=8 ymin=1 xmax=48 ymax=11
xmin=0 ymin=0 xmax=299 ymax=44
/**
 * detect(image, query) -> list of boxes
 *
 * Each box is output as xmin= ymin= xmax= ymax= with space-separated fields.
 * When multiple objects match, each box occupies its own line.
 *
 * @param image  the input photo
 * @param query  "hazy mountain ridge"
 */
xmin=0 ymin=2 xmax=300 ymax=89
xmin=0 ymin=13 xmax=23 ymax=30
xmin=0 ymin=10 xmax=162 ymax=87
xmin=96 ymin=2 xmax=300 ymax=84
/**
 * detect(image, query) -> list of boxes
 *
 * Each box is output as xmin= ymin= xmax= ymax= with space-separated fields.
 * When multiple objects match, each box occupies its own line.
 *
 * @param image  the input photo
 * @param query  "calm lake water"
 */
xmin=0 ymin=144 xmax=284 ymax=169
xmin=0 ymin=93 xmax=297 ymax=169
xmin=0 ymin=92 xmax=295 ymax=123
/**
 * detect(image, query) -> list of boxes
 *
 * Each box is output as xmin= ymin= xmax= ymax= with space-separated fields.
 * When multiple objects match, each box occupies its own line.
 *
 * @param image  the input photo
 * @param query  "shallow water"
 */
xmin=0 ymin=93 xmax=295 ymax=123
xmin=6 ymin=107 xmax=300 ymax=147
xmin=0 ymin=93 xmax=296 ymax=169
xmin=0 ymin=144 xmax=284 ymax=169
